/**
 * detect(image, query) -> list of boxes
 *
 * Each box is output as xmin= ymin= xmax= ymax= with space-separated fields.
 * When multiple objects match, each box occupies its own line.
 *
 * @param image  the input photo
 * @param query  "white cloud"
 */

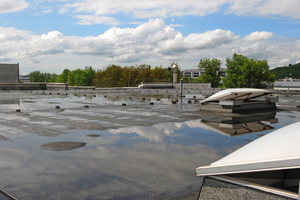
xmin=170 ymin=24 xmax=183 ymax=27
xmin=41 ymin=30 xmax=63 ymax=40
xmin=0 ymin=27 xmax=65 ymax=63
xmin=61 ymin=0 xmax=300 ymax=23
xmin=58 ymin=7 xmax=68 ymax=14
xmin=227 ymin=0 xmax=300 ymax=19
xmin=158 ymin=29 xmax=239 ymax=54
xmin=1 ymin=18 xmax=300 ymax=73
xmin=63 ymin=0 xmax=226 ymax=19
xmin=109 ymin=120 xmax=210 ymax=142
xmin=0 ymin=0 xmax=29 ymax=14
xmin=42 ymin=8 xmax=53 ymax=14
xmin=75 ymin=15 xmax=119 ymax=25
xmin=244 ymin=31 xmax=274 ymax=41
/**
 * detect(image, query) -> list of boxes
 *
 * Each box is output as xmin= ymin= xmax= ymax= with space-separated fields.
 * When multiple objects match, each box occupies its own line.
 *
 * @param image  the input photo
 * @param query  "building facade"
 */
xmin=0 ymin=63 xmax=19 ymax=84
xmin=182 ymin=68 xmax=226 ymax=79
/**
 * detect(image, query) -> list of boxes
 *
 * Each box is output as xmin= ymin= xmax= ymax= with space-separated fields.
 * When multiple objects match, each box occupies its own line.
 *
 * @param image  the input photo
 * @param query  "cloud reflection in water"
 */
xmin=109 ymin=120 xmax=210 ymax=142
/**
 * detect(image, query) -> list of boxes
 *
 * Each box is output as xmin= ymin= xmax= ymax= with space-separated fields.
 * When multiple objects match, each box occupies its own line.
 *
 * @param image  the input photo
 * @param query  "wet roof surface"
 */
xmin=0 ymin=89 xmax=299 ymax=199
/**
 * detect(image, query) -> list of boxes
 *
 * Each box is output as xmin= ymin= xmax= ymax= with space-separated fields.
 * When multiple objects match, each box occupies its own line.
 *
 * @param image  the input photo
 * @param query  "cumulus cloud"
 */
xmin=244 ymin=31 xmax=274 ymax=41
xmin=41 ymin=31 xmax=64 ymax=40
xmin=0 ymin=27 xmax=65 ymax=63
xmin=158 ymin=29 xmax=239 ymax=54
xmin=1 ymin=18 xmax=300 ymax=72
xmin=0 ymin=18 xmax=239 ymax=64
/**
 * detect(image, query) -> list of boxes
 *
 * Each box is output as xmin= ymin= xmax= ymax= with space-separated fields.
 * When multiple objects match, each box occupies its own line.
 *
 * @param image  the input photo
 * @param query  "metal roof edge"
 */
xmin=196 ymin=157 xmax=300 ymax=177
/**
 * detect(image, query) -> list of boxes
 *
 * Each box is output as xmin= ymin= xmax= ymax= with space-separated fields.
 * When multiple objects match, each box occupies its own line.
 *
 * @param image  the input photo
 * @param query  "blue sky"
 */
xmin=1 ymin=0 xmax=300 ymax=74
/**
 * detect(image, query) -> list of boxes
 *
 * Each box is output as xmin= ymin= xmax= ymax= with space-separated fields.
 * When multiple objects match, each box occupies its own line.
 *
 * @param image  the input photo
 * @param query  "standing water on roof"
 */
xmin=0 ymin=90 xmax=299 ymax=199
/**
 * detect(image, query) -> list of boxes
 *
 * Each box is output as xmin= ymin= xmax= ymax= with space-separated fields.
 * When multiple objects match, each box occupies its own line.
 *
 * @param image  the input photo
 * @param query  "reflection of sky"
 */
xmin=108 ymin=119 xmax=281 ymax=148
xmin=0 ymin=128 xmax=220 ymax=199
xmin=0 ymin=96 xmax=299 ymax=199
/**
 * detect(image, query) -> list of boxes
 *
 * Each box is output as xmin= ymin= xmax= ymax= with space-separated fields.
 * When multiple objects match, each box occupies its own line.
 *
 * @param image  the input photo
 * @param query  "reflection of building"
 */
xmin=182 ymin=68 xmax=226 ymax=79
xmin=200 ymin=112 xmax=277 ymax=137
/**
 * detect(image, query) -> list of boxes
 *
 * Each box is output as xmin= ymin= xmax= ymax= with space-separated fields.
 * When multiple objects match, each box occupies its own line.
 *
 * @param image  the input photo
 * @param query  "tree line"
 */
xmin=29 ymin=66 xmax=96 ymax=86
xmin=28 ymin=64 xmax=182 ymax=87
xmin=28 ymin=53 xmax=276 ymax=88
xmin=94 ymin=64 xmax=183 ymax=87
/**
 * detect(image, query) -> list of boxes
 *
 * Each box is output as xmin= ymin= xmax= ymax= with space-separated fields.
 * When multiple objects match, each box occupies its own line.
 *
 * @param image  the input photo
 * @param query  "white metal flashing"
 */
xmin=196 ymin=157 xmax=300 ymax=176
xmin=196 ymin=121 xmax=300 ymax=176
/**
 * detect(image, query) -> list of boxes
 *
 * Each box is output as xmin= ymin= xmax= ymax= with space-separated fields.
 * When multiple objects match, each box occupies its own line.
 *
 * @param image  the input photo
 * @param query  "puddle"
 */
xmin=86 ymin=134 xmax=100 ymax=137
xmin=40 ymin=142 xmax=87 ymax=151
xmin=0 ymin=92 xmax=298 ymax=199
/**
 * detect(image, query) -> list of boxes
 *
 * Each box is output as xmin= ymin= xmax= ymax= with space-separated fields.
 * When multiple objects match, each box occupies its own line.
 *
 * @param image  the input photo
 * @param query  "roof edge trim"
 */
xmin=196 ymin=158 xmax=300 ymax=176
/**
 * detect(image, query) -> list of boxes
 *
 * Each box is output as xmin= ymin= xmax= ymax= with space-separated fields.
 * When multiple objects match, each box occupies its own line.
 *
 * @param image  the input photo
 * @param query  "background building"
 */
xmin=19 ymin=74 xmax=30 ymax=83
xmin=0 ymin=63 xmax=19 ymax=84
xmin=183 ymin=68 xmax=226 ymax=79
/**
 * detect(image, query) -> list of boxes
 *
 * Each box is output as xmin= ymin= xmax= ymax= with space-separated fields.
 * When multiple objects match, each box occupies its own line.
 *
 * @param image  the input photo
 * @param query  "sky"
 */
xmin=1 ymin=0 xmax=300 ymax=75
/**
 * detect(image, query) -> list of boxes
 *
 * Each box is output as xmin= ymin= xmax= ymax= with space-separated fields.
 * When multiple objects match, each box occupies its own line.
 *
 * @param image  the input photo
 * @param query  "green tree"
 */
xmin=137 ymin=64 xmax=152 ymax=83
xmin=270 ymin=63 xmax=300 ymax=79
xmin=29 ymin=71 xmax=42 ymax=82
xmin=82 ymin=66 xmax=96 ymax=86
xmin=50 ymin=73 xmax=58 ymax=83
xmin=44 ymin=72 xmax=52 ymax=82
xmin=29 ymin=71 xmax=53 ymax=82
xmin=95 ymin=65 xmax=123 ymax=87
xmin=94 ymin=63 xmax=182 ymax=87
xmin=56 ymin=69 xmax=70 ymax=83
xmin=67 ymin=66 xmax=96 ymax=86
xmin=165 ymin=67 xmax=173 ymax=82
xmin=223 ymin=53 xmax=276 ymax=88
xmin=120 ymin=65 xmax=140 ymax=87
xmin=196 ymin=58 xmax=221 ymax=87
xmin=151 ymin=66 xmax=167 ymax=82
xmin=182 ymin=76 xmax=194 ymax=83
